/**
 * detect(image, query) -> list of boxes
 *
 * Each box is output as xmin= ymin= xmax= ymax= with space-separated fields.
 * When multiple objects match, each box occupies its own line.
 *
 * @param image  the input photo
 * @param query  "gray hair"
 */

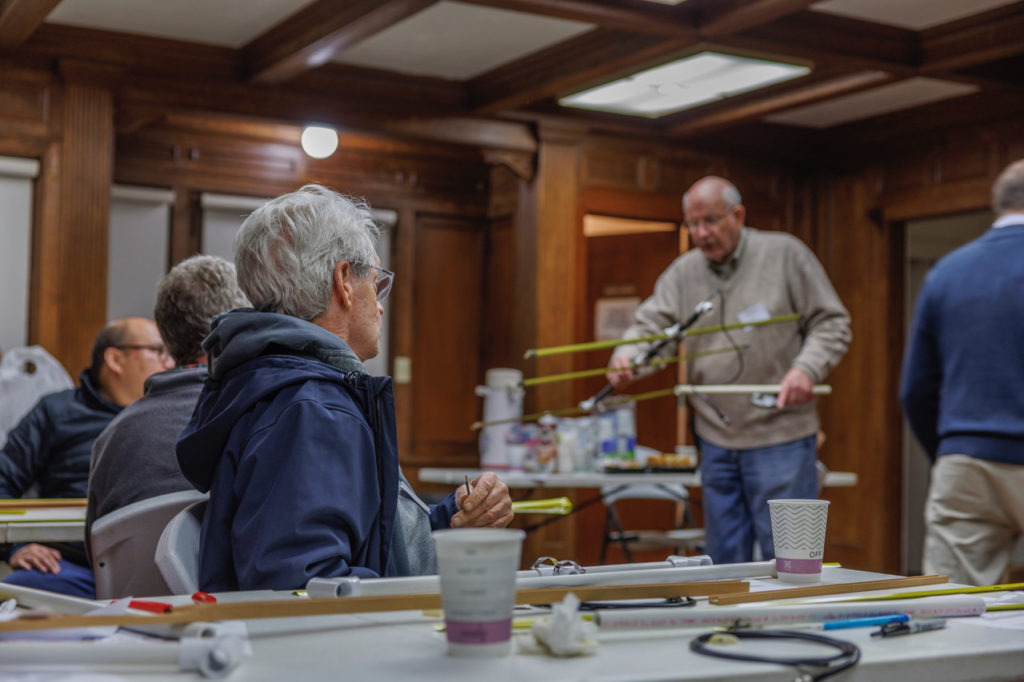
xmin=155 ymin=255 xmax=250 ymax=364
xmin=233 ymin=185 xmax=381 ymax=320
xmin=683 ymin=178 xmax=743 ymax=210
xmin=992 ymin=159 xmax=1024 ymax=213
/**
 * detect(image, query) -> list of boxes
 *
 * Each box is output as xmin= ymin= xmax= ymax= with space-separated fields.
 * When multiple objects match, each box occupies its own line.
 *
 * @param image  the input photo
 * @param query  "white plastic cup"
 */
xmin=768 ymin=499 xmax=830 ymax=584
xmin=432 ymin=528 xmax=525 ymax=657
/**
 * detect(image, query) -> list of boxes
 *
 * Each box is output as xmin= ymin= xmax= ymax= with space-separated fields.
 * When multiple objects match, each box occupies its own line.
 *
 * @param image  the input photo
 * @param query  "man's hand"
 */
xmin=9 ymin=543 xmax=62 ymax=573
xmin=776 ymin=368 xmax=814 ymax=408
xmin=452 ymin=472 xmax=513 ymax=528
xmin=605 ymin=354 xmax=635 ymax=389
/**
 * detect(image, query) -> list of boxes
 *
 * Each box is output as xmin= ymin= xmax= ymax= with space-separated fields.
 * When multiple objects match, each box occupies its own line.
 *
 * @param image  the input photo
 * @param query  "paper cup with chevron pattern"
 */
xmin=768 ymin=499 xmax=830 ymax=584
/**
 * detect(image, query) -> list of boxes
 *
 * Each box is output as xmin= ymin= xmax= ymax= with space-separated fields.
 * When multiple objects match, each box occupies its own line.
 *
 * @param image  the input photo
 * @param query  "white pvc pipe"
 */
xmin=595 ymin=595 xmax=986 ymax=630
xmin=0 ymin=636 xmax=246 ymax=678
xmin=675 ymin=384 xmax=832 ymax=395
xmin=307 ymin=559 xmax=776 ymax=598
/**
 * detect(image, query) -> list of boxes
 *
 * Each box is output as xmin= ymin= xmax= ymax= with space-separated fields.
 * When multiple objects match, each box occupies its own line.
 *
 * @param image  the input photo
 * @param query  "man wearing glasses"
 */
xmin=0 ymin=317 xmax=172 ymax=597
xmin=606 ymin=176 xmax=850 ymax=566
xmin=177 ymin=185 xmax=512 ymax=592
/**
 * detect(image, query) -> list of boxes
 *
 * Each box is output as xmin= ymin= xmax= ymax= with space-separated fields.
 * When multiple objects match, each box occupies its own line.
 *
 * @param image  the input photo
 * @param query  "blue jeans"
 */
xmin=2 ymin=560 xmax=96 ymax=599
xmin=697 ymin=434 xmax=818 ymax=564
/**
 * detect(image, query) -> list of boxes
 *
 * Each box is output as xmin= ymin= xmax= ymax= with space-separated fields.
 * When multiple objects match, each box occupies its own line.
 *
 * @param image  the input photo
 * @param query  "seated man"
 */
xmin=176 ymin=185 xmax=513 ymax=592
xmin=86 ymin=256 xmax=250 ymax=563
xmin=0 ymin=317 xmax=172 ymax=597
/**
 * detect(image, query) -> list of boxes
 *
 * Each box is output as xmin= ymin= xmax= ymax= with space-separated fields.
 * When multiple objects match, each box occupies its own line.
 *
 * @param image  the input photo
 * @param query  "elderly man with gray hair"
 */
xmin=86 ymin=255 xmax=251 ymax=564
xmin=176 ymin=185 xmax=512 ymax=592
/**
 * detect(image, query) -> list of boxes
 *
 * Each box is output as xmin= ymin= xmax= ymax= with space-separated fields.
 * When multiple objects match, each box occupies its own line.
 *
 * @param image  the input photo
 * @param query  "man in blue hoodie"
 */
xmin=901 ymin=158 xmax=1024 ymax=586
xmin=176 ymin=185 xmax=513 ymax=592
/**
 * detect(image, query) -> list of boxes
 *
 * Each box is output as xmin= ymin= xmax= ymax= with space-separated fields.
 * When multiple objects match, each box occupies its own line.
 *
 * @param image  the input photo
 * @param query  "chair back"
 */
xmin=90 ymin=490 xmax=206 ymax=599
xmin=154 ymin=497 xmax=207 ymax=595
xmin=600 ymin=483 xmax=689 ymax=505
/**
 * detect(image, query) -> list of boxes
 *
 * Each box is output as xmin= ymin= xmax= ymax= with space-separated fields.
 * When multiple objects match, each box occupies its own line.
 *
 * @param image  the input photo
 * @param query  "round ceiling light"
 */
xmin=300 ymin=126 xmax=339 ymax=159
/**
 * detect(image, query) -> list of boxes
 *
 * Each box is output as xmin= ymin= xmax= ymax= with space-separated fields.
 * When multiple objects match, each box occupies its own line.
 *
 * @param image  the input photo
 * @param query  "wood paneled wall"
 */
xmin=3 ymin=55 xmax=1023 ymax=572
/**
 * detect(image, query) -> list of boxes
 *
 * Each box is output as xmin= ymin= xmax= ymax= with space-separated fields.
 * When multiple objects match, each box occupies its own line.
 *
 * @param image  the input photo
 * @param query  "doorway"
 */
xmin=901 ymin=210 xmax=990 ymax=574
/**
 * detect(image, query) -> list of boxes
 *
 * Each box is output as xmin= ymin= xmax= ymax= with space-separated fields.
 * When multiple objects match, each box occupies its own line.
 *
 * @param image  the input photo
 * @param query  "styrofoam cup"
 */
xmin=432 ymin=528 xmax=525 ymax=657
xmin=768 ymin=499 xmax=829 ymax=584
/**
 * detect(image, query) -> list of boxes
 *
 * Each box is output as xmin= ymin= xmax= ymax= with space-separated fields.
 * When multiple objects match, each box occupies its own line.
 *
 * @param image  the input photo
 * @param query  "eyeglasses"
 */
xmin=354 ymin=263 xmax=394 ymax=302
xmin=685 ymin=213 xmax=727 ymax=231
xmin=116 ymin=344 xmax=169 ymax=359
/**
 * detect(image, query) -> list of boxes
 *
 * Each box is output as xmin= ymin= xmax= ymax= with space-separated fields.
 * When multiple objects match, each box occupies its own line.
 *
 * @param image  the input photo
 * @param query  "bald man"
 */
xmin=607 ymin=176 xmax=851 ymax=565
xmin=0 ymin=317 xmax=172 ymax=597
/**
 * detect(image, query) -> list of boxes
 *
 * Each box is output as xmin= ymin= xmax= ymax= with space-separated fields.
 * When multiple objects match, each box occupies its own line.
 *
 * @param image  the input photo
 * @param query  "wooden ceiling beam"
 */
xmin=665 ymin=69 xmax=893 ymax=138
xmin=716 ymin=11 xmax=917 ymax=75
xmin=0 ymin=0 xmax=62 ymax=51
xmin=468 ymin=28 xmax=695 ymax=115
xmin=115 ymin=78 xmax=536 ymax=153
xmin=457 ymin=0 xmax=694 ymax=36
xmin=697 ymin=0 xmax=819 ymax=37
xmin=921 ymin=3 xmax=1024 ymax=73
xmin=242 ymin=0 xmax=438 ymax=85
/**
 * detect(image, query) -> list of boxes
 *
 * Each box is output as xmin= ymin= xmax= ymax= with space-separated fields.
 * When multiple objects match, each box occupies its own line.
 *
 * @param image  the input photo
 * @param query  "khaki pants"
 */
xmin=924 ymin=455 xmax=1024 ymax=586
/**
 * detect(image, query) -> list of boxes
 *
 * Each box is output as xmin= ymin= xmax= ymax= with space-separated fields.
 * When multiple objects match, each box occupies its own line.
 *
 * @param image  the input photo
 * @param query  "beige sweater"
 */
xmin=612 ymin=228 xmax=851 ymax=449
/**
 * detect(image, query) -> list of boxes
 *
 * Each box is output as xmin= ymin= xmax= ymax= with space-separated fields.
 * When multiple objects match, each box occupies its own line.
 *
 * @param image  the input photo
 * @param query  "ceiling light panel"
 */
xmin=560 ymin=52 xmax=810 ymax=118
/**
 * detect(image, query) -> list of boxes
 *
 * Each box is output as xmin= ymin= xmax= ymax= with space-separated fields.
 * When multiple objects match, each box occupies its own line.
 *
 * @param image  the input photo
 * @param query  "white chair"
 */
xmin=154 ymin=497 xmax=207 ymax=595
xmin=90 ymin=490 xmax=206 ymax=599
xmin=599 ymin=483 xmax=704 ymax=563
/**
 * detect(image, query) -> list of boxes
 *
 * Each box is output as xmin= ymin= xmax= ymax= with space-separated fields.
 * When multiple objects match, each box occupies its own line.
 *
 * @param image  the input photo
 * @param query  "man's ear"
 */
xmin=733 ymin=204 xmax=746 ymax=225
xmin=103 ymin=346 xmax=125 ymax=376
xmin=334 ymin=260 xmax=355 ymax=310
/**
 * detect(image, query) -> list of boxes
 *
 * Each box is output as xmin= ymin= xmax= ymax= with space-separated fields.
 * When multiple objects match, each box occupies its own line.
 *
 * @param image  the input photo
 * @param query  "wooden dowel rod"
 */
xmin=0 ymin=580 xmax=749 ymax=633
xmin=0 ymin=498 xmax=87 ymax=509
xmin=709 ymin=574 xmax=947 ymax=605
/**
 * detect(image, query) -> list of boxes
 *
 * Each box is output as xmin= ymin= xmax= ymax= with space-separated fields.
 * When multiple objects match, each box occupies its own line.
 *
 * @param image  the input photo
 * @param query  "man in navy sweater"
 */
xmin=901 ymin=159 xmax=1024 ymax=586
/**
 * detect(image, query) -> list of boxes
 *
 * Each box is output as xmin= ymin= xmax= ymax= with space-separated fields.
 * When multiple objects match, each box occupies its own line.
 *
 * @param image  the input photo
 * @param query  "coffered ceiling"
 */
xmin=4 ymin=0 xmax=1023 ymax=154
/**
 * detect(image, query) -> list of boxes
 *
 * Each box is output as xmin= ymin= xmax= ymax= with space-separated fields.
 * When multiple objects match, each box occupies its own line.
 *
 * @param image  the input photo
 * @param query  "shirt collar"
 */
xmin=992 ymin=213 xmax=1024 ymax=229
xmin=707 ymin=226 xmax=747 ymax=279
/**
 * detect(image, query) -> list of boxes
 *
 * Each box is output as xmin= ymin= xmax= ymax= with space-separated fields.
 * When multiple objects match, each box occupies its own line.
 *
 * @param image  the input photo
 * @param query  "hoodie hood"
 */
xmin=177 ymin=309 xmax=383 ymax=491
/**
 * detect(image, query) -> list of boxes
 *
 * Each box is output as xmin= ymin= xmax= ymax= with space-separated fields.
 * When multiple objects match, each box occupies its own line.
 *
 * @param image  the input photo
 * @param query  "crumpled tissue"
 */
xmin=530 ymin=593 xmax=598 ymax=657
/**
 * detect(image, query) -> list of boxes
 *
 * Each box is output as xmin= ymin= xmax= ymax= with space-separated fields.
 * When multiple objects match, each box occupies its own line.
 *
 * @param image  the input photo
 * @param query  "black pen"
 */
xmin=871 ymin=618 xmax=947 ymax=638
xmin=464 ymin=474 xmax=471 ymax=498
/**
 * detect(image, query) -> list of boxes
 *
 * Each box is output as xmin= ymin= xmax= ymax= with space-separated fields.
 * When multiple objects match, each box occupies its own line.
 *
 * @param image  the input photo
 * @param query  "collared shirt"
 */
xmin=707 ymin=226 xmax=748 ymax=280
xmin=993 ymin=212 xmax=1024 ymax=229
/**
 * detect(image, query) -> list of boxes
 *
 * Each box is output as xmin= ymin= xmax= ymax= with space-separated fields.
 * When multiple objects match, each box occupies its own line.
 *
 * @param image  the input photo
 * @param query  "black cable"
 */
xmin=689 ymin=630 xmax=860 ymax=682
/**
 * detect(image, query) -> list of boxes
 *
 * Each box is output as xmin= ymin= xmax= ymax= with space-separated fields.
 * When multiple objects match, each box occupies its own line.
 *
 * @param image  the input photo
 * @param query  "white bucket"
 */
xmin=475 ymin=368 xmax=523 ymax=470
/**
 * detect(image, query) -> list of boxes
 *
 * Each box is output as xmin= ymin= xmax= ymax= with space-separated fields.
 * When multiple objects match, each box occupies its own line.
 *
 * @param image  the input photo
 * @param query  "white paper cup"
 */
xmin=432 ymin=528 xmax=525 ymax=657
xmin=768 ymin=499 xmax=829 ymax=584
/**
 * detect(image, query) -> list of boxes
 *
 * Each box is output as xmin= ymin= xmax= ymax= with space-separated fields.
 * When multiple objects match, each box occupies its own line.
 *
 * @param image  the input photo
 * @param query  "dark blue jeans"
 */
xmin=697 ymin=434 xmax=818 ymax=564
xmin=2 ymin=560 xmax=96 ymax=599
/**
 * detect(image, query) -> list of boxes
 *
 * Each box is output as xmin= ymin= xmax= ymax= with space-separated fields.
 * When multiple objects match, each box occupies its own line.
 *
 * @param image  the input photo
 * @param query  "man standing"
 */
xmin=86 ymin=256 xmax=250 ymax=562
xmin=607 ymin=176 xmax=850 ymax=564
xmin=0 ymin=317 xmax=171 ymax=596
xmin=176 ymin=185 xmax=512 ymax=592
xmin=901 ymin=159 xmax=1024 ymax=586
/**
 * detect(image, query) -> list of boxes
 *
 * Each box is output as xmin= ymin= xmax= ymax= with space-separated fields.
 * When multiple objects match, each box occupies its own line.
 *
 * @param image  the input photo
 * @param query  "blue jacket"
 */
xmin=0 ymin=370 xmax=121 ymax=499
xmin=900 ymin=221 xmax=1024 ymax=464
xmin=176 ymin=310 xmax=457 ymax=592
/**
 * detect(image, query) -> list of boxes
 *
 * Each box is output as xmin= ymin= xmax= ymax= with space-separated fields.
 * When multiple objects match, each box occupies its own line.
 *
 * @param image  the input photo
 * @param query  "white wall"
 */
xmin=0 ymin=157 xmax=39 ymax=352
xmin=107 ymin=186 xmax=174 ymax=319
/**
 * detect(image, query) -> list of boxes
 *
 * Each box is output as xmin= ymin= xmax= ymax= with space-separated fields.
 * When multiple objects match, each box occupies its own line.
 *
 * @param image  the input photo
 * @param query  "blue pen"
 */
xmin=820 ymin=614 xmax=909 ymax=631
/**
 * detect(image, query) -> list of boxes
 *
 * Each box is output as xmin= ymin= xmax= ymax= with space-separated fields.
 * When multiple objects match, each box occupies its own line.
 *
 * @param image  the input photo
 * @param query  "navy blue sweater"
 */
xmin=900 ymin=221 xmax=1024 ymax=464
